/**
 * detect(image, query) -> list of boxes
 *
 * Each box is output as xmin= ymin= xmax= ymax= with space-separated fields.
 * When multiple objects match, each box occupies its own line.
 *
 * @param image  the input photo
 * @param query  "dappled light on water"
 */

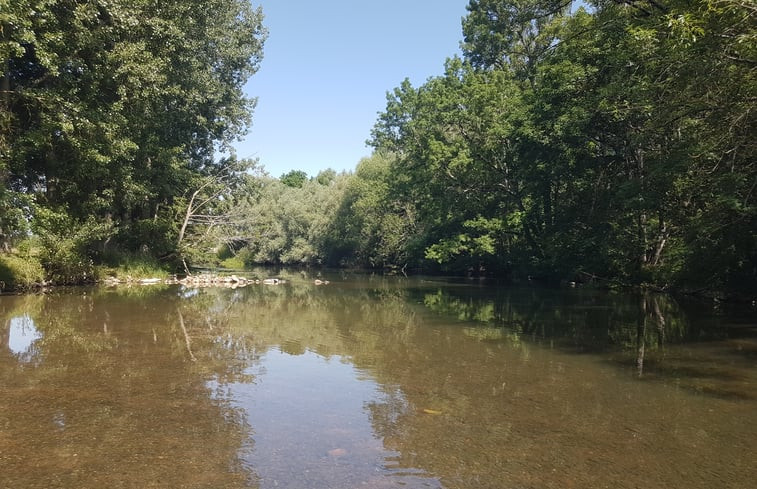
xmin=1 ymin=276 xmax=755 ymax=488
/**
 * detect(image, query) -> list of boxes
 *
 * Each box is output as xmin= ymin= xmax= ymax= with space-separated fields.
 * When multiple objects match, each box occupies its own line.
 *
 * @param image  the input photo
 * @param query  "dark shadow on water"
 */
xmin=408 ymin=280 xmax=757 ymax=402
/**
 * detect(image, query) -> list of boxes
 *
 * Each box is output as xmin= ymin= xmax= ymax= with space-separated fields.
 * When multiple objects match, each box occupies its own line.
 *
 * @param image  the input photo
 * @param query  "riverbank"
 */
xmin=0 ymin=250 xmax=298 ymax=293
xmin=1 ymin=251 xmax=754 ymax=304
xmin=0 ymin=251 xmax=170 ymax=293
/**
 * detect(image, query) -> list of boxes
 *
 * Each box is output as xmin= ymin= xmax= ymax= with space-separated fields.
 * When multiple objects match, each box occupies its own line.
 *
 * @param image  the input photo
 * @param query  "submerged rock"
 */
xmin=327 ymin=448 xmax=347 ymax=458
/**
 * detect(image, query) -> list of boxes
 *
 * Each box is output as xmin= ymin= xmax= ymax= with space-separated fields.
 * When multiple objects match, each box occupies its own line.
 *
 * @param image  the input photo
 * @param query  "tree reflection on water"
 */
xmin=0 ymin=290 xmax=259 ymax=489
xmin=1 ymin=277 xmax=755 ymax=489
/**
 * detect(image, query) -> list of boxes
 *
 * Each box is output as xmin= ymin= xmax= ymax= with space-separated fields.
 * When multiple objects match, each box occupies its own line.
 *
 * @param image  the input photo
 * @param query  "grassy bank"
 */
xmin=0 ymin=249 xmax=171 ymax=293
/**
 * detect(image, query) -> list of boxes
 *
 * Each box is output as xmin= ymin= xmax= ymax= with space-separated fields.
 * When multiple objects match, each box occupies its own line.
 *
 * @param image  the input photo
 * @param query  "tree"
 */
xmin=280 ymin=170 xmax=308 ymax=188
xmin=316 ymin=168 xmax=337 ymax=186
xmin=226 ymin=172 xmax=351 ymax=266
xmin=1 ymin=0 xmax=267 ymax=273
xmin=462 ymin=0 xmax=573 ymax=80
xmin=325 ymin=152 xmax=420 ymax=268
xmin=368 ymin=0 xmax=756 ymax=292
xmin=175 ymin=157 xmax=264 ymax=269
xmin=371 ymin=58 xmax=542 ymax=274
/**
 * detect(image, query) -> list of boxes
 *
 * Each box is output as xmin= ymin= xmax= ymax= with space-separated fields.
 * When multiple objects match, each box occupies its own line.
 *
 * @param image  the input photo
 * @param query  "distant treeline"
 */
xmin=1 ymin=1 xmax=755 ymax=295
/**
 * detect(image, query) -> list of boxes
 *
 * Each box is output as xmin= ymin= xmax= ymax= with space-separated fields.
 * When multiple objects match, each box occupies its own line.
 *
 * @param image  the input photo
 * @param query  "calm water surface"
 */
xmin=1 ymin=273 xmax=756 ymax=488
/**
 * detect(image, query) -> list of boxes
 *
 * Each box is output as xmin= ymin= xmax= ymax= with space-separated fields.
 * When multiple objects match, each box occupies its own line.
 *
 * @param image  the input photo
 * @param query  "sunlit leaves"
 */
xmin=1 ymin=0 xmax=267 ymax=269
xmin=367 ymin=0 xmax=755 ymax=291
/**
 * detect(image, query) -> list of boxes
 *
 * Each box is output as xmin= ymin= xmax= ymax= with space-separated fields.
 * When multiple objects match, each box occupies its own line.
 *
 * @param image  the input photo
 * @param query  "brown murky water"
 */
xmin=1 ymin=272 xmax=756 ymax=488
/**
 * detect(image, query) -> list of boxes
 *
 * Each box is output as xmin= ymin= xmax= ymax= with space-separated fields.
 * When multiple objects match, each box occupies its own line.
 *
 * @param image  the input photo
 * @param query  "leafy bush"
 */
xmin=97 ymin=249 xmax=170 ymax=280
xmin=219 ymin=255 xmax=246 ymax=270
xmin=32 ymin=207 xmax=112 ymax=285
xmin=0 ymin=254 xmax=45 ymax=291
xmin=116 ymin=218 xmax=178 ymax=259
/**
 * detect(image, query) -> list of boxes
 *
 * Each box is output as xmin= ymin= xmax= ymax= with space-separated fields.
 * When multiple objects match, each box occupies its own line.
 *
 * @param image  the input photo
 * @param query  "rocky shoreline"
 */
xmin=101 ymin=274 xmax=331 ymax=288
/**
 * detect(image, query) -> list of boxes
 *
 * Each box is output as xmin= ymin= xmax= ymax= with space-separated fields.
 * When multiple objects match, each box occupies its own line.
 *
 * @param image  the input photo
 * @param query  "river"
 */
xmin=1 ymin=272 xmax=755 ymax=488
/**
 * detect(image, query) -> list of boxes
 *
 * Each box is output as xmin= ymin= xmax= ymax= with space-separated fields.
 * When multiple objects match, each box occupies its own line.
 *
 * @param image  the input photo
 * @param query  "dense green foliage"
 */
xmin=279 ymin=169 xmax=309 ymax=188
xmin=1 ymin=0 xmax=266 ymax=285
xmin=363 ymin=0 xmax=756 ymax=292
xmin=2 ymin=1 xmax=754 ymax=295
xmin=230 ymin=169 xmax=348 ymax=265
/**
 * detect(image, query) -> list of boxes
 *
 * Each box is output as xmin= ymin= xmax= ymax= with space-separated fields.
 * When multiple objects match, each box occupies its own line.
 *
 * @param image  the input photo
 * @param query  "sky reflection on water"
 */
xmin=210 ymin=349 xmax=441 ymax=489
xmin=8 ymin=314 xmax=40 ymax=359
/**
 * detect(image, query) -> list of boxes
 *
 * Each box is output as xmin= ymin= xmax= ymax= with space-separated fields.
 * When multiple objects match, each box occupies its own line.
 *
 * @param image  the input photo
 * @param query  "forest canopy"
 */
xmin=1 ymin=0 xmax=755 ymax=295
xmin=364 ymin=0 xmax=756 ymax=293
xmin=1 ymin=0 xmax=266 ymax=284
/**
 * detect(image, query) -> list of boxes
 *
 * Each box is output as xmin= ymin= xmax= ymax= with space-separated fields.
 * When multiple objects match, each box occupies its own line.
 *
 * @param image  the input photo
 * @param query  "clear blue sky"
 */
xmin=233 ymin=1 xmax=469 ymax=178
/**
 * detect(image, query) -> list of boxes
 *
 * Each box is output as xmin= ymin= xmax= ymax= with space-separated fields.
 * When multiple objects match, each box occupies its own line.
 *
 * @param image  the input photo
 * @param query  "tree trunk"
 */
xmin=636 ymin=295 xmax=647 ymax=378
xmin=636 ymin=148 xmax=648 ymax=268
xmin=177 ymin=188 xmax=202 ymax=247
xmin=651 ymin=221 xmax=668 ymax=267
